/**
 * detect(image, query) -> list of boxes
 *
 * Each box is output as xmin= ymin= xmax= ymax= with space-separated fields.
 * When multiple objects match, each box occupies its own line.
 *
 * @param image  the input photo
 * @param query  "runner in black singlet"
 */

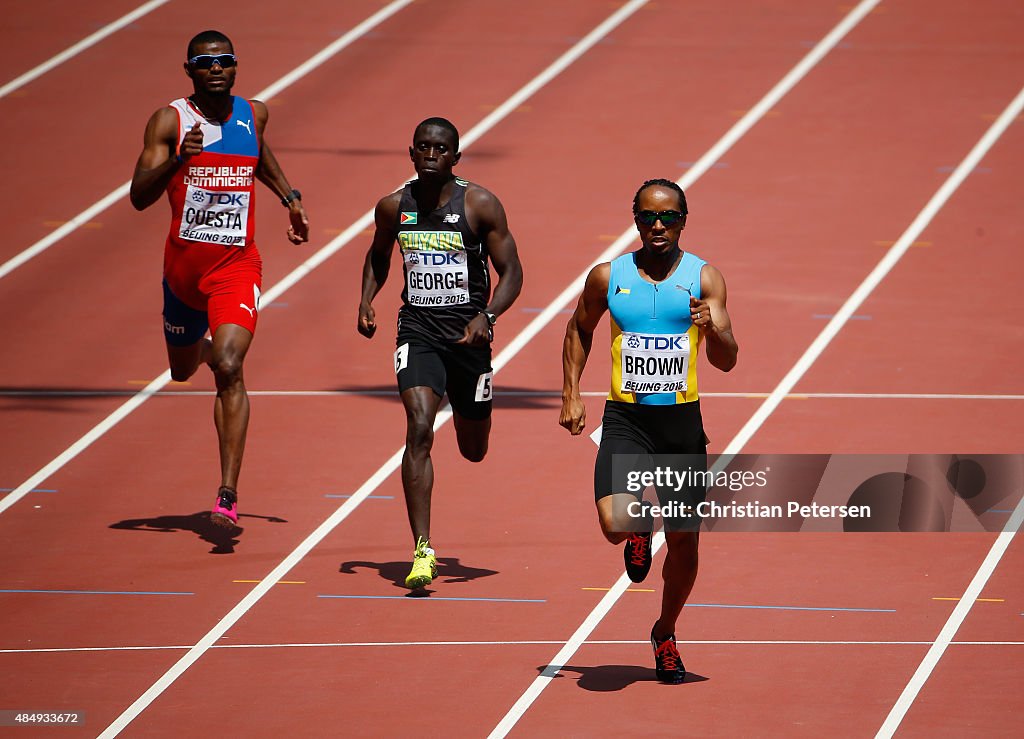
xmin=358 ymin=117 xmax=523 ymax=589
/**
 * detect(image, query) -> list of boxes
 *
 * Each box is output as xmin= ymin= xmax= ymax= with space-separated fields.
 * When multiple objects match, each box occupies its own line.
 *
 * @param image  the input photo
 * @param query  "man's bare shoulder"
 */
xmin=699 ymin=262 xmax=726 ymax=287
xmin=464 ymin=181 xmax=502 ymax=211
xmin=373 ymin=189 xmax=404 ymax=226
xmin=587 ymin=262 xmax=611 ymax=289
xmin=141 ymin=106 xmax=180 ymax=145
xmin=377 ymin=188 xmax=403 ymax=211
xmin=148 ymin=105 xmax=179 ymax=128
xmin=249 ymin=99 xmax=269 ymax=127
xmin=463 ymin=182 xmax=509 ymax=236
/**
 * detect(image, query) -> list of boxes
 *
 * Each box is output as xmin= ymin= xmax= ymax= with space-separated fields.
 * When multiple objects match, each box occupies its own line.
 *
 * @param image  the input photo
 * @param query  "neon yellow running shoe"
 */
xmin=404 ymin=537 xmax=437 ymax=589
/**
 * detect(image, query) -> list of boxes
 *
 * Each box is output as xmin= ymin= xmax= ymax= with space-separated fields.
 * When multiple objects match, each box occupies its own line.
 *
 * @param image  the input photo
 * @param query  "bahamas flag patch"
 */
xmin=400 ymin=212 xmax=418 ymax=225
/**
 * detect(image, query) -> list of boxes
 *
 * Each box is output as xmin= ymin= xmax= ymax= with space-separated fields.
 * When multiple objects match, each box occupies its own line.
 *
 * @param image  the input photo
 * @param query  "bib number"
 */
xmin=475 ymin=372 xmax=493 ymax=402
xmin=179 ymin=185 xmax=249 ymax=245
xmin=395 ymin=343 xmax=410 ymax=374
xmin=619 ymin=332 xmax=690 ymax=394
xmin=404 ymin=250 xmax=469 ymax=307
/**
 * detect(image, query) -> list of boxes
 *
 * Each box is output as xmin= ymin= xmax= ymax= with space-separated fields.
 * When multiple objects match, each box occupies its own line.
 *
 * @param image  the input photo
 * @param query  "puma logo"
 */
xmin=236 ymin=119 xmax=252 ymax=135
xmin=239 ymin=302 xmax=256 ymax=317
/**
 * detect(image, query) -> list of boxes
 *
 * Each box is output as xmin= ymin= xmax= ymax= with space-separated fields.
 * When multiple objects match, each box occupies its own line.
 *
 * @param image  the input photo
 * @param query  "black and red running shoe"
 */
xmin=623 ymin=531 xmax=653 ymax=583
xmin=651 ymin=627 xmax=686 ymax=684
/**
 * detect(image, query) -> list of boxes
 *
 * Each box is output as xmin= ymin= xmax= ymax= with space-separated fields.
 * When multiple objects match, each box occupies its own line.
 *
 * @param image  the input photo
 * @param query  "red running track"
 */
xmin=0 ymin=0 xmax=1022 ymax=735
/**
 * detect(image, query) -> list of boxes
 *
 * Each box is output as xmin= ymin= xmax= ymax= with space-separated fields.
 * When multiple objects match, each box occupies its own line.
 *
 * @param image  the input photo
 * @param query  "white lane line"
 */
xmin=725 ymin=83 xmax=1024 ymax=457
xmin=93 ymin=3 xmax=651 ymax=736
xmin=3 ymin=390 xmax=1023 ymax=400
xmin=762 ymin=88 xmax=1024 ymax=736
xmin=0 ymin=0 xmax=415 ymax=282
xmin=489 ymin=1 xmax=885 ymax=732
xmin=876 ymin=496 xmax=1024 ymax=737
xmin=7 ymin=640 xmax=1022 ymax=655
xmin=0 ymin=0 xmax=172 ymax=99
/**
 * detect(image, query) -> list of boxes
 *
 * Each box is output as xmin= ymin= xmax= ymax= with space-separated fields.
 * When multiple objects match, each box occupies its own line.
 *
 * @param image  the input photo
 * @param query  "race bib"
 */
xmin=178 ymin=185 xmax=250 ymax=245
xmin=475 ymin=371 xmax=493 ymax=402
xmin=619 ymin=332 xmax=690 ymax=394
xmin=394 ymin=343 xmax=409 ymax=374
xmin=404 ymin=250 xmax=469 ymax=307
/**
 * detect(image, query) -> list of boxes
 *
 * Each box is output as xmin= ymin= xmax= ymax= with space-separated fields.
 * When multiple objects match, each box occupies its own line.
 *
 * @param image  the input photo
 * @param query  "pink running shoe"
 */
xmin=211 ymin=487 xmax=239 ymax=528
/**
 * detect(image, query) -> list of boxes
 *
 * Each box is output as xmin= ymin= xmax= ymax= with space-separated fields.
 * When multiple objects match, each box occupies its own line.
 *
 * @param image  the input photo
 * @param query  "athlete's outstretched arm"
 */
xmin=130 ymin=107 xmax=195 ymax=210
xmin=693 ymin=264 xmax=738 ymax=372
xmin=459 ymin=187 xmax=524 ymax=346
xmin=560 ymin=263 xmax=610 ymax=435
xmin=251 ymin=100 xmax=309 ymax=245
xmin=357 ymin=194 xmax=400 ymax=339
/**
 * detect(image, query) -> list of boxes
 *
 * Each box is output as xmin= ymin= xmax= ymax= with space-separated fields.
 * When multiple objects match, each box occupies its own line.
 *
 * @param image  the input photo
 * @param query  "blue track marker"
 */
xmin=685 ymin=602 xmax=893 ymax=613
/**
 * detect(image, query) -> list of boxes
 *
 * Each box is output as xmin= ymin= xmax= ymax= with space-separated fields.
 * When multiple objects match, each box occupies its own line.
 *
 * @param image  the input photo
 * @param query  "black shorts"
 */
xmin=595 ymin=400 xmax=709 ymax=532
xmin=162 ymin=279 xmax=208 ymax=347
xmin=394 ymin=330 xmax=492 ymax=421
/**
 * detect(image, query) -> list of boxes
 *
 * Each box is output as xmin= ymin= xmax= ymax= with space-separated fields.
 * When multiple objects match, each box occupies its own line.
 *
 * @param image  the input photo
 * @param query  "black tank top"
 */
xmin=396 ymin=178 xmax=490 ymax=342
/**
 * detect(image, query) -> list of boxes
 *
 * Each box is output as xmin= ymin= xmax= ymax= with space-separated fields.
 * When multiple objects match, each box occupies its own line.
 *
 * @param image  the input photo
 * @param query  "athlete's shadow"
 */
xmin=328 ymin=383 xmax=562 ymax=410
xmin=539 ymin=664 xmax=708 ymax=691
xmin=338 ymin=558 xmax=499 ymax=590
xmin=109 ymin=511 xmax=286 ymax=555
xmin=0 ymin=385 xmax=157 ymax=413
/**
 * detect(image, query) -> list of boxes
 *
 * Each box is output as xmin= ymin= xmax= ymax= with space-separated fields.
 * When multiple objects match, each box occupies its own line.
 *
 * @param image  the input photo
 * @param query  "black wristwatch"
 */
xmin=482 ymin=310 xmax=497 ymax=326
xmin=281 ymin=189 xmax=302 ymax=207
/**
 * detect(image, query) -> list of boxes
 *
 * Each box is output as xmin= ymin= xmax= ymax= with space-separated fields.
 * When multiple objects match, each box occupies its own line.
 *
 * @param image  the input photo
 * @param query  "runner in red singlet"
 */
xmin=130 ymin=30 xmax=309 ymax=528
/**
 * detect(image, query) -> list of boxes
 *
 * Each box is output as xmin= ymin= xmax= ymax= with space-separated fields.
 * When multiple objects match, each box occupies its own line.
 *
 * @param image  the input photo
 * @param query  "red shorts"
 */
xmin=163 ymin=241 xmax=263 ymax=340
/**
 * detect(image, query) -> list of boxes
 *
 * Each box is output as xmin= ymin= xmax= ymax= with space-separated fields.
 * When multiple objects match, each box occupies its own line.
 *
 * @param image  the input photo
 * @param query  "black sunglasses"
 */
xmin=635 ymin=210 xmax=685 ymax=227
xmin=188 ymin=54 xmax=237 ymax=70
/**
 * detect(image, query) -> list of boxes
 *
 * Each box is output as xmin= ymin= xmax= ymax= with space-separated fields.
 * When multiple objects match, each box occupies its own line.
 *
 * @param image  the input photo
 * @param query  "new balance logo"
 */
xmin=239 ymin=303 xmax=256 ymax=317
xmin=236 ymin=119 xmax=252 ymax=135
xmin=442 ymin=213 xmax=461 ymax=224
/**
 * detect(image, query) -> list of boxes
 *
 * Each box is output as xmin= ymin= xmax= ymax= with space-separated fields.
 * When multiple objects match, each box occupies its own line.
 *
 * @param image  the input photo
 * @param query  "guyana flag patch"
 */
xmin=400 ymin=212 xmax=418 ymax=225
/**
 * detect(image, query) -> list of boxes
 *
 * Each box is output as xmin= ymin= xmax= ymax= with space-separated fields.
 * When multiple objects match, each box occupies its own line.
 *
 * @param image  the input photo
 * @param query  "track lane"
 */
xmin=731 ymin=15 xmax=1024 ymax=731
xmin=0 ymin=0 xmax=174 ymax=100
xmin=758 ymin=77 xmax=1024 ymax=737
xmin=898 ymin=533 xmax=1024 ymax=733
xmin=784 ymin=110 xmax=1024 ymax=401
xmin=0 ymin=0 xmax=152 ymax=86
